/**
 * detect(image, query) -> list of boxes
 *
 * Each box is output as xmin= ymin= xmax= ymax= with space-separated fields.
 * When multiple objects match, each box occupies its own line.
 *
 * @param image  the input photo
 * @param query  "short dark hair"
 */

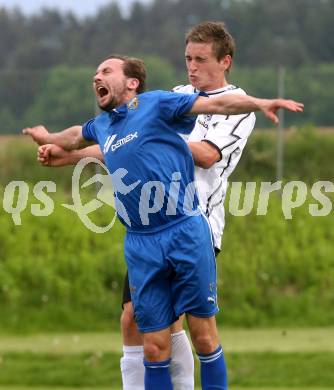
xmin=106 ymin=54 xmax=146 ymax=94
xmin=186 ymin=21 xmax=235 ymax=62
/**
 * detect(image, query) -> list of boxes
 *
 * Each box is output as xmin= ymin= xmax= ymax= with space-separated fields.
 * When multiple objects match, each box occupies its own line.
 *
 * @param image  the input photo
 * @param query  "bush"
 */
xmin=0 ymin=132 xmax=333 ymax=331
xmin=0 ymin=190 xmax=127 ymax=332
xmin=218 ymin=187 xmax=334 ymax=326
xmin=232 ymin=125 xmax=334 ymax=183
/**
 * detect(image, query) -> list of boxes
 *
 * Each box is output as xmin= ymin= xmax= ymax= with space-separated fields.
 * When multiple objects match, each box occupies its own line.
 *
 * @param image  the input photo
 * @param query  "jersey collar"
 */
xmin=110 ymin=104 xmax=128 ymax=123
xmin=195 ymin=84 xmax=237 ymax=96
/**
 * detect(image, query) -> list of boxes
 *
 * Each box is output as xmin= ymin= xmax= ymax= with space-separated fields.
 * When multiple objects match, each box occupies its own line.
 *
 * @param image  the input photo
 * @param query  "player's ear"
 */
xmin=221 ymin=55 xmax=232 ymax=72
xmin=127 ymin=78 xmax=140 ymax=92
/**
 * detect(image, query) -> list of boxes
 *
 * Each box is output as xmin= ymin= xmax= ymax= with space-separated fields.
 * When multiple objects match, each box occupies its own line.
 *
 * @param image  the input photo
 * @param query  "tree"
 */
xmin=23 ymin=66 xmax=95 ymax=130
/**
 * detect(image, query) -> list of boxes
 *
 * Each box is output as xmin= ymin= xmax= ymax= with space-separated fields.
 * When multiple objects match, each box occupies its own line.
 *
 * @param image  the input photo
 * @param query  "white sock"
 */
xmin=120 ymin=345 xmax=145 ymax=390
xmin=170 ymin=330 xmax=194 ymax=390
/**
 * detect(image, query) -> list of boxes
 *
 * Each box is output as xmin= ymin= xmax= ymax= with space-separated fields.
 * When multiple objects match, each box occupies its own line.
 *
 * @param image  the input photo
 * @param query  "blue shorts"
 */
xmin=124 ymin=214 xmax=218 ymax=333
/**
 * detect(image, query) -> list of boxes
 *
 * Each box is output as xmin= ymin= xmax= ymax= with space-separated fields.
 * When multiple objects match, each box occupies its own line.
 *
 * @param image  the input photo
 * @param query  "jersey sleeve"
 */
xmin=159 ymin=91 xmax=205 ymax=134
xmin=82 ymin=118 xmax=98 ymax=143
xmin=203 ymin=112 xmax=256 ymax=159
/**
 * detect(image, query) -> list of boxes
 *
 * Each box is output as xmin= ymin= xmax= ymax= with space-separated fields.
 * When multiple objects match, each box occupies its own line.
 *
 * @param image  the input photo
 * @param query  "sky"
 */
xmin=0 ymin=0 xmax=152 ymax=18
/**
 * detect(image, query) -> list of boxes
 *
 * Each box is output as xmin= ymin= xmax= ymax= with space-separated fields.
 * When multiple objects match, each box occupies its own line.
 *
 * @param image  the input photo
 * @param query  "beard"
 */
xmin=97 ymin=94 xmax=121 ymax=112
xmin=98 ymin=101 xmax=116 ymax=112
xmin=97 ymin=81 xmax=128 ymax=112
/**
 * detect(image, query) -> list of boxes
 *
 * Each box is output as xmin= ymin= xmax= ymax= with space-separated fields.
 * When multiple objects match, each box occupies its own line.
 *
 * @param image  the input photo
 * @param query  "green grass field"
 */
xmin=0 ymin=328 xmax=333 ymax=354
xmin=0 ymin=328 xmax=333 ymax=389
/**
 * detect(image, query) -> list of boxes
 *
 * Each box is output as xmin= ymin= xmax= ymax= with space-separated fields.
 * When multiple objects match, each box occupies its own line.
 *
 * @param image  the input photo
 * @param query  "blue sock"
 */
xmin=144 ymin=358 xmax=173 ymax=390
xmin=198 ymin=345 xmax=228 ymax=390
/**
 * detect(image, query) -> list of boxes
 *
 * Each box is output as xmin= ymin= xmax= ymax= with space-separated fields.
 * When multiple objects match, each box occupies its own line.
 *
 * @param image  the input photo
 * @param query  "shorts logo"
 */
xmin=207 ymin=296 xmax=215 ymax=304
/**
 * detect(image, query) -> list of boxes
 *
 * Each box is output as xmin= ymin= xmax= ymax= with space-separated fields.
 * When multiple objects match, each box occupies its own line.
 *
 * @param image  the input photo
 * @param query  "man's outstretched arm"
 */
xmin=22 ymin=125 xmax=92 ymax=150
xmin=189 ymin=95 xmax=304 ymax=124
xmin=38 ymin=142 xmax=216 ymax=169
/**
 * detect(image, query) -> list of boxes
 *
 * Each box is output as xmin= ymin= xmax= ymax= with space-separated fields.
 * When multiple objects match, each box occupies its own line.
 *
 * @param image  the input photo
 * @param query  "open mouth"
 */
xmin=97 ymin=86 xmax=109 ymax=98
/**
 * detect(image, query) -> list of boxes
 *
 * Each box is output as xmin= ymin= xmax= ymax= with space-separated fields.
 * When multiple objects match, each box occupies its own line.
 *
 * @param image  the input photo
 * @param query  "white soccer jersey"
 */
xmin=174 ymin=84 xmax=256 ymax=250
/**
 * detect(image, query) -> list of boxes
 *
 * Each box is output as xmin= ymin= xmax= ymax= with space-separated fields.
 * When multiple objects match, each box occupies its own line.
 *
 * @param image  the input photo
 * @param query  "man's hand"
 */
xmin=190 ymin=95 xmax=304 ymax=124
xmin=261 ymin=99 xmax=304 ymax=124
xmin=38 ymin=144 xmax=71 ymax=167
xmin=22 ymin=125 xmax=50 ymax=145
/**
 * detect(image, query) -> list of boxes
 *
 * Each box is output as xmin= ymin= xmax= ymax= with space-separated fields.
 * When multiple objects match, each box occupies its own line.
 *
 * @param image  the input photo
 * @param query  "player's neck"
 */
xmin=117 ymin=91 xmax=138 ymax=107
xmin=202 ymin=83 xmax=230 ymax=94
xmin=202 ymin=77 xmax=229 ymax=93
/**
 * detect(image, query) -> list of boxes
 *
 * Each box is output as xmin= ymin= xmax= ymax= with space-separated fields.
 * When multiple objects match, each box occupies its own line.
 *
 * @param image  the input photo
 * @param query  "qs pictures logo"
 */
xmin=62 ymin=157 xmax=118 ymax=233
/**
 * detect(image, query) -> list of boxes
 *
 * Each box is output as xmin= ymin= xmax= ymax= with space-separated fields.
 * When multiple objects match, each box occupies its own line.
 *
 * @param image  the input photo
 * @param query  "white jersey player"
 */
xmin=174 ymin=83 xmax=256 ymax=250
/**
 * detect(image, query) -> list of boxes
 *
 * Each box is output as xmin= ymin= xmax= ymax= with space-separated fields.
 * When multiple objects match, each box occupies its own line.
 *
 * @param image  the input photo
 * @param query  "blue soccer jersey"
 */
xmin=82 ymin=90 xmax=201 ymax=232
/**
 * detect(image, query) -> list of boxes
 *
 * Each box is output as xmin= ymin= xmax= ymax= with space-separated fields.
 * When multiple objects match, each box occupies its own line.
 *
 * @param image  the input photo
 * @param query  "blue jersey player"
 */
xmin=23 ymin=55 xmax=303 ymax=390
